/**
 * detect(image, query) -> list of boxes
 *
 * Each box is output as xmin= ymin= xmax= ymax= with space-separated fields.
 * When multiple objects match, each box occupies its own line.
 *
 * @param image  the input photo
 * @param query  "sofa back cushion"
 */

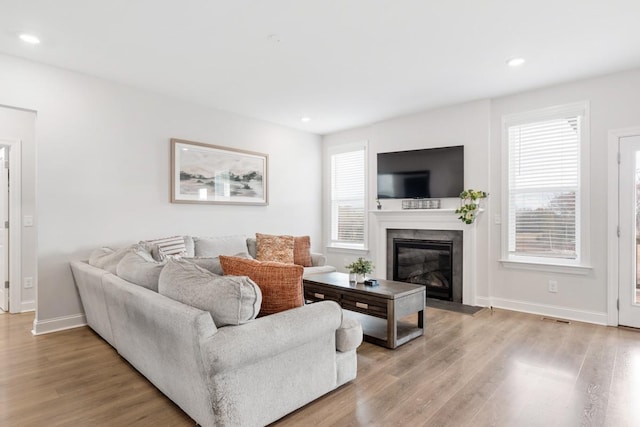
xmin=194 ymin=235 xmax=249 ymax=258
xmin=116 ymin=245 xmax=166 ymax=291
xmin=158 ymin=259 xmax=261 ymax=327
xmin=256 ymin=233 xmax=295 ymax=264
xmin=219 ymin=256 xmax=304 ymax=316
xmin=88 ymin=245 xmax=132 ymax=274
xmin=182 ymin=252 xmax=251 ymax=276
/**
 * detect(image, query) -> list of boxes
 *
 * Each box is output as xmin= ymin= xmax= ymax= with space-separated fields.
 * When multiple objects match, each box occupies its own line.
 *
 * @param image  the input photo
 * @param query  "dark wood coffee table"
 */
xmin=303 ymin=272 xmax=425 ymax=349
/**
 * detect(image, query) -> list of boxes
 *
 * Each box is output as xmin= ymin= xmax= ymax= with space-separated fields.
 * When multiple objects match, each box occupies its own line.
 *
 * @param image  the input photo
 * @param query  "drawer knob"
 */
xmin=314 ymin=293 xmax=325 ymax=299
xmin=355 ymin=302 xmax=369 ymax=309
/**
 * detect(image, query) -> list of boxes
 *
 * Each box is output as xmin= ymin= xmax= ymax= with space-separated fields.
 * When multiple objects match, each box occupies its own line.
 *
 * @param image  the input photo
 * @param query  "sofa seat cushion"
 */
xmin=219 ymin=256 xmax=304 ymax=316
xmin=116 ymin=245 xmax=166 ymax=291
xmin=158 ymin=259 xmax=262 ymax=327
xmin=256 ymin=233 xmax=295 ymax=264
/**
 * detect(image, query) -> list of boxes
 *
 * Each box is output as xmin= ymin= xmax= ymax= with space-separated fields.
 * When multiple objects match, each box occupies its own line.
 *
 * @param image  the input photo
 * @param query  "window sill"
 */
xmin=499 ymin=258 xmax=593 ymax=275
xmin=326 ymin=245 xmax=369 ymax=255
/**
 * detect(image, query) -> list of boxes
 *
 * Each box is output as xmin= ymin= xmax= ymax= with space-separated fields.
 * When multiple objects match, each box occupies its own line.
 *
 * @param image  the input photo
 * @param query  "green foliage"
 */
xmin=455 ymin=189 xmax=488 ymax=224
xmin=345 ymin=257 xmax=374 ymax=274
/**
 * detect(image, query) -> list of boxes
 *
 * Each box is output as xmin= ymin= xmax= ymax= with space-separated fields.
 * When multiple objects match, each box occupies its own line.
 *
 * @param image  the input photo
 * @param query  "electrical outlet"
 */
xmin=24 ymin=277 xmax=33 ymax=289
xmin=548 ymin=280 xmax=558 ymax=293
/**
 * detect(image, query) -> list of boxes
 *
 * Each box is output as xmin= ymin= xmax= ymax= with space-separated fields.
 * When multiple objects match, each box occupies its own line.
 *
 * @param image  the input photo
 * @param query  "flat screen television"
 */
xmin=377 ymin=146 xmax=464 ymax=199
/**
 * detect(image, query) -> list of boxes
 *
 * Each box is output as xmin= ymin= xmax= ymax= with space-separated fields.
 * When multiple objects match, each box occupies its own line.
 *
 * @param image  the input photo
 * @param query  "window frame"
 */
xmin=500 ymin=102 xmax=592 ymax=274
xmin=326 ymin=141 xmax=368 ymax=251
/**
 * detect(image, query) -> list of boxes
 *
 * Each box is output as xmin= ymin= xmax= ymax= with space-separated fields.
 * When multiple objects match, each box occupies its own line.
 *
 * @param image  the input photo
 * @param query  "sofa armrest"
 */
xmin=311 ymin=252 xmax=327 ymax=266
xmin=201 ymin=301 xmax=341 ymax=372
xmin=336 ymin=317 xmax=363 ymax=352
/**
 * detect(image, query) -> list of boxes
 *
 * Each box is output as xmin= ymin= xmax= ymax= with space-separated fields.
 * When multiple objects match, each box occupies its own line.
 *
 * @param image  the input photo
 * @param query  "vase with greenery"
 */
xmin=455 ymin=189 xmax=488 ymax=224
xmin=345 ymin=257 xmax=374 ymax=283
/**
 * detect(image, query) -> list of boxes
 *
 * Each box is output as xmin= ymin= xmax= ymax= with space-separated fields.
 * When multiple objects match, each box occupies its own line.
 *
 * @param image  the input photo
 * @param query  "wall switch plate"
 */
xmin=548 ymin=280 xmax=558 ymax=293
xmin=23 ymin=215 xmax=33 ymax=227
xmin=494 ymin=215 xmax=502 ymax=224
xmin=24 ymin=277 xmax=33 ymax=289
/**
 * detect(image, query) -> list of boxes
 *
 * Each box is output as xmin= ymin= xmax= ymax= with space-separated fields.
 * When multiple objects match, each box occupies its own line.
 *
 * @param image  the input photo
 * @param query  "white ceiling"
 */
xmin=1 ymin=1 xmax=640 ymax=135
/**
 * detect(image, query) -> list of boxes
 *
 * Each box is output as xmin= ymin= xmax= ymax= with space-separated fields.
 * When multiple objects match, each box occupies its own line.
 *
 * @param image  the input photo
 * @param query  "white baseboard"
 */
xmin=32 ymin=313 xmax=87 ymax=335
xmin=487 ymin=297 xmax=608 ymax=325
xmin=475 ymin=296 xmax=492 ymax=307
xmin=20 ymin=300 xmax=35 ymax=312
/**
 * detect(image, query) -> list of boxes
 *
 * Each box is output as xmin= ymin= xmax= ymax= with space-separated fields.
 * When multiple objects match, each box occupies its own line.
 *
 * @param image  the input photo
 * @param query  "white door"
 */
xmin=619 ymin=135 xmax=640 ymax=327
xmin=0 ymin=147 xmax=8 ymax=312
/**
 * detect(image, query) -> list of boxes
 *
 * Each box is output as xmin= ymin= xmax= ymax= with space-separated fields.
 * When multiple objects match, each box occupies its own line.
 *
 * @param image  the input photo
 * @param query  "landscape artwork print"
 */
xmin=171 ymin=139 xmax=268 ymax=205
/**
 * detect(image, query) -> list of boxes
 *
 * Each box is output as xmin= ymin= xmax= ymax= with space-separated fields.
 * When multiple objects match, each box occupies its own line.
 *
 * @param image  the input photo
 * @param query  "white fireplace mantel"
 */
xmin=370 ymin=209 xmax=481 ymax=306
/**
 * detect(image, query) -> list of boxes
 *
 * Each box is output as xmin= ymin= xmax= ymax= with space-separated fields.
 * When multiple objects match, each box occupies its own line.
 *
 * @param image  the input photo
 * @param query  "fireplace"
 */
xmin=386 ymin=229 xmax=463 ymax=303
xmin=393 ymin=239 xmax=454 ymax=301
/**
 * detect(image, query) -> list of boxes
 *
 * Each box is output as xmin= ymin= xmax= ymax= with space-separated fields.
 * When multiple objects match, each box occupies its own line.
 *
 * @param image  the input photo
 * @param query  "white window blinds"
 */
xmin=331 ymin=148 xmax=365 ymax=246
xmin=507 ymin=115 xmax=581 ymax=260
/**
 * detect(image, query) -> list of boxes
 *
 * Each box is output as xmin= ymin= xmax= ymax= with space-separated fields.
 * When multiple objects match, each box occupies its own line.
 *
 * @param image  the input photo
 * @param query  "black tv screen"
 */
xmin=377 ymin=146 xmax=464 ymax=199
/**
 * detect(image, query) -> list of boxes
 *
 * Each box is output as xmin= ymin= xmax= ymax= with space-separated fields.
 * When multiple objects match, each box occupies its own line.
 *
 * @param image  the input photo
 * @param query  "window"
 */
xmin=503 ymin=102 xmax=589 ymax=267
xmin=329 ymin=143 xmax=367 ymax=248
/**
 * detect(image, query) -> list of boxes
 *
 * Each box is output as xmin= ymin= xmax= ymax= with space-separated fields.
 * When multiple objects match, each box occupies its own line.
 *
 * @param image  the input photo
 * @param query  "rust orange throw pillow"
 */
xmin=219 ymin=256 xmax=304 ymax=316
xmin=256 ymin=233 xmax=295 ymax=264
xmin=293 ymin=236 xmax=313 ymax=267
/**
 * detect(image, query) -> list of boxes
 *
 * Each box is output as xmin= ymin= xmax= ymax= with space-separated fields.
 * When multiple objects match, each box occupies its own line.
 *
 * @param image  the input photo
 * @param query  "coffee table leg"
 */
xmin=387 ymin=300 xmax=397 ymax=349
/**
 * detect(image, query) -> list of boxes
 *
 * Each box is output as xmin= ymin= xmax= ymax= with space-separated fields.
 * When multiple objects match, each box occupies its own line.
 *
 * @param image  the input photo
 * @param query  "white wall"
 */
xmin=488 ymin=68 xmax=640 ymax=324
xmin=0 ymin=53 xmax=322 ymax=332
xmin=324 ymin=67 xmax=640 ymax=325
xmin=322 ymin=100 xmax=491 ymax=299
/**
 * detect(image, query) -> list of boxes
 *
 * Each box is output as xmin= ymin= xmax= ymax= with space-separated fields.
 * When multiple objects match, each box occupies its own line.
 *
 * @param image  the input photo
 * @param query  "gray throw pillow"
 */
xmin=88 ymin=245 xmax=132 ymax=274
xmin=158 ymin=259 xmax=262 ymax=327
xmin=116 ymin=245 xmax=166 ymax=292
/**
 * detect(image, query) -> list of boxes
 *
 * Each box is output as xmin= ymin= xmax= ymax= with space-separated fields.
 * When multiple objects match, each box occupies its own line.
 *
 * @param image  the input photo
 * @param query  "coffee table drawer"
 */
xmin=304 ymin=284 xmax=341 ymax=304
xmin=342 ymin=294 xmax=387 ymax=319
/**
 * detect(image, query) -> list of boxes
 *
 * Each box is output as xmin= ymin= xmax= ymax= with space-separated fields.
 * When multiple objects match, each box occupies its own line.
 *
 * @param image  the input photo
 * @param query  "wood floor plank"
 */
xmin=3 ymin=308 xmax=640 ymax=427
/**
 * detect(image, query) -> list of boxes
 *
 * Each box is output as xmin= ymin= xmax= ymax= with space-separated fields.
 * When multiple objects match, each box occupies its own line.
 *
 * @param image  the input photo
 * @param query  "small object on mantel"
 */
xmin=402 ymin=199 xmax=440 ymax=209
xmin=364 ymin=279 xmax=379 ymax=287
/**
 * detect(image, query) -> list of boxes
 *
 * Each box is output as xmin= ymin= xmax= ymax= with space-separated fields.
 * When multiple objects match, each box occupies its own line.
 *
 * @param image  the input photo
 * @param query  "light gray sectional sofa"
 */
xmin=70 ymin=235 xmax=357 ymax=427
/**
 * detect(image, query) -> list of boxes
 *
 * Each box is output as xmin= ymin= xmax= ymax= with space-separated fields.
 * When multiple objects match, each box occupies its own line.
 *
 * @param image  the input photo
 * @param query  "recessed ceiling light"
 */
xmin=301 ymin=117 xmax=311 ymax=123
xmin=506 ymin=57 xmax=525 ymax=67
xmin=19 ymin=34 xmax=41 ymax=44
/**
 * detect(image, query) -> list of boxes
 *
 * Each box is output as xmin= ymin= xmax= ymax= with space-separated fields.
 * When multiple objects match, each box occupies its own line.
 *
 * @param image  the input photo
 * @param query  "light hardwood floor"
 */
xmin=2 ymin=308 xmax=639 ymax=426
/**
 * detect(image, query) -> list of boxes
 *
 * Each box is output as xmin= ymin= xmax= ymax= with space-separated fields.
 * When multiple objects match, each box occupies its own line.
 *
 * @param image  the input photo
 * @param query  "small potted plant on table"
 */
xmin=345 ymin=257 xmax=374 ymax=284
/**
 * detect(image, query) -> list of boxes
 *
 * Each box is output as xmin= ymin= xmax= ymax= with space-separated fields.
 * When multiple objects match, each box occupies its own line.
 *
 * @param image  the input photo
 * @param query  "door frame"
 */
xmin=0 ymin=139 xmax=22 ymax=314
xmin=607 ymin=127 xmax=640 ymax=326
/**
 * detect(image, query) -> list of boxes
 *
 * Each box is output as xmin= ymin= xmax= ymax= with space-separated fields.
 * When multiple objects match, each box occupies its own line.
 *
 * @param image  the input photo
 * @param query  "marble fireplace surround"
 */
xmin=370 ymin=209 xmax=478 ymax=306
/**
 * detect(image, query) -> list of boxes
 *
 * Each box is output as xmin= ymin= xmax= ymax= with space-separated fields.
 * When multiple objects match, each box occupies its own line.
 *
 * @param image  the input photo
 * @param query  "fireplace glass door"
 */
xmin=393 ymin=239 xmax=453 ymax=301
